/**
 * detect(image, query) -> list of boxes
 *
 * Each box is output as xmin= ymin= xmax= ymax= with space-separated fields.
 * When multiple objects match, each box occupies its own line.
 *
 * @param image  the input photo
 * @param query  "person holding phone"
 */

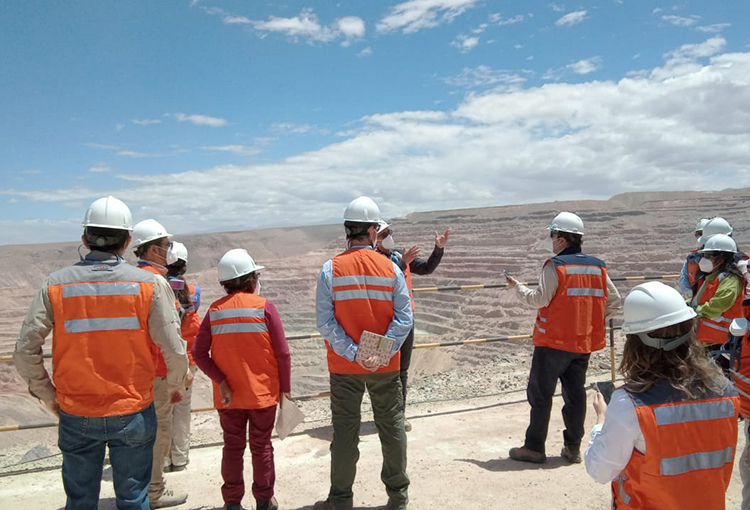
xmin=192 ymin=249 xmax=291 ymax=510
xmin=585 ymin=281 xmax=739 ymax=509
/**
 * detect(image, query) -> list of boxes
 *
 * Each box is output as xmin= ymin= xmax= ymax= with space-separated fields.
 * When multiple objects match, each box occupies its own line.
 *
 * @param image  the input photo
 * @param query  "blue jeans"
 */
xmin=58 ymin=404 xmax=157 ymax=510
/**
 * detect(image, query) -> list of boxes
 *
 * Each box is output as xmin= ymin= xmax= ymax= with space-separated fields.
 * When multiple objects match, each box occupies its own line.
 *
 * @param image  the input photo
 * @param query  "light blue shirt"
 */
xmin=679 ymin=260 xmax=691 ymax=294
xmin=316 ymin=245 xmax=413 ymax=362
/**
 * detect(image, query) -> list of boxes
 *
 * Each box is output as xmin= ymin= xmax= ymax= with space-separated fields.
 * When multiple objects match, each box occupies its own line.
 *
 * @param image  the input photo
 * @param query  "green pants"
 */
xmin=328 ymin=371 xmax=409 ymax=510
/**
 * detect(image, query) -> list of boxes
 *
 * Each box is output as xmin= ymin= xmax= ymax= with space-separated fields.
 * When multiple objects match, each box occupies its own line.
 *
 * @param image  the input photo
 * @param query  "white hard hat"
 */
xmin=82 ymin=196 xmax=133 ymax=231
xmin=699 ymin=233 xmax=737 ymax=254
xmin=730 ymin=318 xmax=750 ymax=337
xmin=131 ymin=219 xmax=173 ymax=249
xmin=695 ymin=218 xmax=711 ymax=232
xmin=377 ymin=219 xmax=390 ymax=234
xmin=167 ymin=241 xmax=188 ymax=264
xmin=549 ymin=212 xmax=584 ymax=235
xmin=622 ymin=282 xmax=697 ymax=350
xmin=698 ymin=217 xmax=733 ymax=245
xmin=218 ymin=249 xmax=265 ymax=282
xmin=343 ymin=196 xmax=381 ymax=223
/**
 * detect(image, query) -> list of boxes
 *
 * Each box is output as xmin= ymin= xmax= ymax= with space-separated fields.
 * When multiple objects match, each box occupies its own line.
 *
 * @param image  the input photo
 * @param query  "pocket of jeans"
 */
xmin=57 ymin=411 xmax=90 ymax=451
xmin=120 ymin=405 xmax=157 ymax=447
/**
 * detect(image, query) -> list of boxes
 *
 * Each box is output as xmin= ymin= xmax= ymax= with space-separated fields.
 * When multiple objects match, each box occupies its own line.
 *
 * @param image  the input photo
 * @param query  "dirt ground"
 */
xmin=0 ymin=388 xmax=744 ymax=510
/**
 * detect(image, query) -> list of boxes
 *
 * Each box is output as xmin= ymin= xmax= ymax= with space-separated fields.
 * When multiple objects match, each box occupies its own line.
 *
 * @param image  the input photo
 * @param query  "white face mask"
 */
xmin=543 ymin=235 xmax=555 ymax=253
xmin=166 ymin=246 xmax=179 ymax=266
xmin=381 ymin=235 xmax=396 ymax=251
xmin=699 ymin=258 xmax=715 ymax=273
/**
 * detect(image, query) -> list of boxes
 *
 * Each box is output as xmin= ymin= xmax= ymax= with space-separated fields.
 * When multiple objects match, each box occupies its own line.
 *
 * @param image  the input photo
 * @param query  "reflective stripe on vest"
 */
xmin=696 ymin=273 xmax=743 ymax=344
xmin=63 ymin=282 xmax=141 ymax=297
xmin=660 ymin=447 xmax=734 ymax=476
xmin=567 ymin=287 xmax=605 ymax=297
xmin=64 ymin=317 xmax=141 ymax=333
xmin=210 ymin=308 xmax=265 ymax=320
xmin=211 ymin=322 xmax=268 ymax=335
xmin=334 ymin=289 xmax=393 ymax=301
xmin=333 ymin=275 xmax=396 ymax=287
xmin=653 ymin=399 xmax=735 ymax=425
xmin=615 ymin=475 xmax=631 ymax=505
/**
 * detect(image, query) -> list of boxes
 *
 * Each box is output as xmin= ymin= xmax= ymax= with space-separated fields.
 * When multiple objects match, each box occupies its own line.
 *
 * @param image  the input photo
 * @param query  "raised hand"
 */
xmin=435 ymin=229 xmax=451 ymax=249
xmin=402 ymin=245 xmax=421 ymax=265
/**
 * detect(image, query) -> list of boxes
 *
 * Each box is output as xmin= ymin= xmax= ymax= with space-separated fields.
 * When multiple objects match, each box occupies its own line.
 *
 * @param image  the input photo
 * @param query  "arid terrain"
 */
xmin=1 ymin=189 xmax=749 ymax=507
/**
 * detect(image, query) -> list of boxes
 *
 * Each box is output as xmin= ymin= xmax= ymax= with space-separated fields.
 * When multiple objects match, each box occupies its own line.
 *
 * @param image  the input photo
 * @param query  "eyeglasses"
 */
xmin=703 ymin=252 xmax=723 ymax=260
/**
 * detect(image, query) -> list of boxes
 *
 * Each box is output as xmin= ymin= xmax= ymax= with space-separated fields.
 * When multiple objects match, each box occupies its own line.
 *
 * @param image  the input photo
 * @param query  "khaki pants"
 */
xmin=149 ymin=377 xmax=173 ymax=500
xmin=168 ymin=366 xmax=196 ymax=467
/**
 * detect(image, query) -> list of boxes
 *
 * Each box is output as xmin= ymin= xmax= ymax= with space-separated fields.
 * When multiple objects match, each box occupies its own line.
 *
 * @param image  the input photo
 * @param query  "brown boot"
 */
xmin=256 ymin=496 xmax=278 ymax=510
xmin=313 ymin=500 xmax=337 ymax=510
xmin=509 ymin=446 xmax=546 ymax=464
xmin=561 ymin=446 xmax=582 ymax=464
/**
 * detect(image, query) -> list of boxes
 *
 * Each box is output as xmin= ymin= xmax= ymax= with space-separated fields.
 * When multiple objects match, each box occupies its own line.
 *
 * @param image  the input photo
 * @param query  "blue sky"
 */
xmin=1 ymin=1 xmax=749 ymax=245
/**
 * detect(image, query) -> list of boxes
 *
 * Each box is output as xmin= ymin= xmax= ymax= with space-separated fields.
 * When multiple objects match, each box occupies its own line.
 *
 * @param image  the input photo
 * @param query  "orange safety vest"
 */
xmin=208 ymin=292 xmax=279 ymax=410
xmin=696 ymin=272 xmax=744 ymax=345
xmin=138 ymin=262 xmax=179 ymax=376
xmin=47 ymin=256 xmax=157 ymax=417
xmin=181 ymin=283 xmax=201 ymax=366
xmin=686 ymin=249 xmax=701 ymax=288
xmin=328 ymin=248 xmax=400 ymax=374
xmin=613 ymin=380 xmax=739 ymax=509
xmin=533 ymin=251 xmax=608 ymax=353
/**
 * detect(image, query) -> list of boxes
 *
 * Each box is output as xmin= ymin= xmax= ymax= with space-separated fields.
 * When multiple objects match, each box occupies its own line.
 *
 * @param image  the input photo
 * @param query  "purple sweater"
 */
xmin=192 ymin=299 xmax=292 ymax=394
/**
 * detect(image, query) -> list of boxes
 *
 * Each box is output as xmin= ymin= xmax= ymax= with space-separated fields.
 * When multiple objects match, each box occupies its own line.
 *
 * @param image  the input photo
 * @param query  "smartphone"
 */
xmin=592 ymin=381 xmax=615 ymax=405
xmin=502 ymin=269 xmax=511 ymax=278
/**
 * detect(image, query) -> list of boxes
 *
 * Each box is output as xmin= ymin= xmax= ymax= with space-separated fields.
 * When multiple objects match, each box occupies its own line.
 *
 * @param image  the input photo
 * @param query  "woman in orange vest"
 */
xmin=193 ymin=249 xmax=291 ymax=510
xmin=691 ymin=234 xmax=744 ymax=369
xmin=585 ymin=281 xmax=739 ymax=509
xmin=164 ymin=241 xmax=201 ymax=472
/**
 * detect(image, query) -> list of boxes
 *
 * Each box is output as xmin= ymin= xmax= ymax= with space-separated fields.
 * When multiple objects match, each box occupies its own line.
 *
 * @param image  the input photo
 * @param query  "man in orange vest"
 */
xmin=506 ymin=212 xmax=620 ymax=464
xmin=132 ymin=218 xmax=189 ymax=508
xmin=13 ymin=196 xmax=188 ymax=510
xmin=376 ymin=220 xmax=450 ymax=431
xmin=314 ymin=196 xmax=413 ymax=510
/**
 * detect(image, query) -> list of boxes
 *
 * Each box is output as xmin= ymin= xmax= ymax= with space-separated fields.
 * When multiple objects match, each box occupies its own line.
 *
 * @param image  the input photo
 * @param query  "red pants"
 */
xmin=218 ymin=406 xmax=277 ymax=504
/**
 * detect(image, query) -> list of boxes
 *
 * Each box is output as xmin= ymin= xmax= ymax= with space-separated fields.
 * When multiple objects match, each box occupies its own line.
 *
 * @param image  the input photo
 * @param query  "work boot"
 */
xmin=561 ymin=446 xmax=582 ymax=464
xmin=164 ymin=463 xmax=187 ymax=473
xmin=256 ymin=496 xmax=279 ymax=510
xmin=404 ymin=418 xmax=412 ymax=432
xmin=313 ymin=500 xmax=337 ymax=510
xmin=385 ymin=499 xmax=408 ymax=509
xmin=223 ymin=504 xmax=244 ymax=510
xmin=150 ymin=488 xmax=188 ymax=508
xmin=508 ymin=446 xmax=546 ymax=464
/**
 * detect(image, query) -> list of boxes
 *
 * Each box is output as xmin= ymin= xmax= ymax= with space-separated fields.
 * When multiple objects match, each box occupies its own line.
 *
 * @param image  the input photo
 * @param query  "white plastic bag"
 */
xmin=275 ymin=395 xmax=305 ymax=440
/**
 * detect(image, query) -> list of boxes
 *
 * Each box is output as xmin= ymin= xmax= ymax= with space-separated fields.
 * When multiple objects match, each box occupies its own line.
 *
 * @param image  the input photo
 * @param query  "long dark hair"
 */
xmin=167 ymin=260 xmax=191 ymax=308
xmin=620 ymin=318 xmax=725 ymax=398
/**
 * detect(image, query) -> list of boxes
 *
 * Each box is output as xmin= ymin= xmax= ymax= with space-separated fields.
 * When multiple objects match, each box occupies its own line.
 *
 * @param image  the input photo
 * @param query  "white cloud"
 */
xmin=443 ymin=65 xmax=527 ymax=89
xmin=175 ymin=113 xmax=228 ymax=127
xmin=270 ymin=122 xmax=329 ymax=135
xmin=89 ymin=163 xmax=113 ymax=173
xmin=377 ymin=0 xmax=477 ymax=34
xmin=132 ymin=119 xmax=162 ymax=126
xmin=202 ymin=145 xmax=263 ymax=157
xmin=337 ymin=16 xmax=366 ymax=39
xmin=661 ymin=14 xmax=700 ymax=27
xmin=224 ymin=15 xmax=252 ymax=25
xmin=568 ymin=57 xmax=603 ymax=75
xmin=697 ymin=23 xmax=731 ymax=34
xmin=6 ymin=38 xmax=750 ymax=245
xmin=488 ymin=13 xmax=526 ymax=26
xmin=358 ymin=47 xmax=373 ymax=57
xmin=84 ymin=143 xmax=185 ymax=158
xmin=20 ymin=168 xmax=42 ymax=175
xmin=549 ymin=3 xmax=565 ymax=12
xmin=556 ymin=10 xmax=587 ymax=27
xmin=115 ymin=123 xmax=125 ymax=132
xmin=452 ymin=35 xmax=479 ymax=53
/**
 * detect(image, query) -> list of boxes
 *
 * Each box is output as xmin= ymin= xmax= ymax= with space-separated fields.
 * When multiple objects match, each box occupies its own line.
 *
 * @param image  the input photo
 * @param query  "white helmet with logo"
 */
xmin=622 ymin=281 xmax=697 ymax=350
xmin=695 ymin=218 xmax=711 ymax=232
xmin=218 ymin=249 xmax=265 ymax=282
xmin=131 ymin=219 xmax=173 ymax=249
xmin=82 ymin=196 xmax=133 ymax=231
xmin=344 ymin=196 xmax=381 ymax=223
xmin=549 ymin=212 xmax=584 ymax=235
xmin=698 ymin=217 xmax=733 ymax=245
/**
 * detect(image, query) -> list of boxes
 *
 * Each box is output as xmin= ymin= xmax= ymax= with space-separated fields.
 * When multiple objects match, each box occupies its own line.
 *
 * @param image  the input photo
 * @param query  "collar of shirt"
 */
xmin=138 ymin=260 xmax=168 ymax=276
xmin=83 ymin=251 xmax=122 ymax=265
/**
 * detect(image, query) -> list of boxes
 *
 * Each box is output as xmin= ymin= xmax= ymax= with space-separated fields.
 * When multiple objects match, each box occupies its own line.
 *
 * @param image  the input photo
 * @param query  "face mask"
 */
xmin=699 ymin=258 xmax=715 ymax=273
xmin=253 ymin=280 xmax=262 ymax=295
xmin=543 ymin=235 xmax=554 ymax=253
xmin=381 ymin=235 xmax=396 ymax=251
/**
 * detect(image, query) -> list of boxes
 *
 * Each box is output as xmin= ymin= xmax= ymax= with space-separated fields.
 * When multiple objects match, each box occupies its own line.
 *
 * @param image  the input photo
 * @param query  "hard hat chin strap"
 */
xmin=637 ymin=332 xmax=691 ymax=351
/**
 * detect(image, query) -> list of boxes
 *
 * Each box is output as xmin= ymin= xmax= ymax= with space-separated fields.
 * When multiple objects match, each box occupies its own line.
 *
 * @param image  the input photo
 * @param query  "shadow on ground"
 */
xmin=456 ymin=456 xmax=572 ymax=472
